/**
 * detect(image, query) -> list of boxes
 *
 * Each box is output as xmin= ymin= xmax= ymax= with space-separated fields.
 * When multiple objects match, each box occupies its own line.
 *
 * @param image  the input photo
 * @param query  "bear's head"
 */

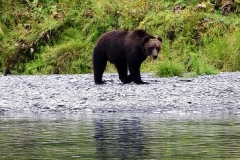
xmin=143 ymin=36 xmax=162 ymax=59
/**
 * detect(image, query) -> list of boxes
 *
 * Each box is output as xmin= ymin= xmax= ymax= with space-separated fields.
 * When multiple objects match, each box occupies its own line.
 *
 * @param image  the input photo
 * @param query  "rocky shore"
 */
xmin=1 ymin=72 xmax=240 ymax=115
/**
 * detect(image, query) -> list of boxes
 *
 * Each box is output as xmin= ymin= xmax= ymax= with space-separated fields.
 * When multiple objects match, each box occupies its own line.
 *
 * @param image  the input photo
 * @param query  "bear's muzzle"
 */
xmin=152 ymin=54 xmax=158 ymax=59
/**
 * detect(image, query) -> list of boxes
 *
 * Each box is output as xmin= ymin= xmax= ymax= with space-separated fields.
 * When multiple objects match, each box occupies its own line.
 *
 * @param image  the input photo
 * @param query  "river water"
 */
xmin=0 ymin=113 xmax=240 ymax=159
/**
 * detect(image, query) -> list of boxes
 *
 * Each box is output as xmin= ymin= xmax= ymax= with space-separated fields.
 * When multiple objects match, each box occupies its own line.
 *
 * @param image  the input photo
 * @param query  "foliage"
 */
xmin=186 ymin=52 xmax=219 ymax=76
xmin=155 ymin=61 xmax=185 ymax=77
xmin=0 ymin=0 xmax=240 ymax=77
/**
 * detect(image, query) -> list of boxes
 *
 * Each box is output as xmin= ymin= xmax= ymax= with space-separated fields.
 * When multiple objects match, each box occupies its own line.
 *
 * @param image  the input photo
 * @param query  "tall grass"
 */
xmin=0 ymin=0 xmax=240 ymax=77
xmin=155 ymin=61 xmax=185 ymax=77
xmin=203 ymin=28 xmax=240 ymax=71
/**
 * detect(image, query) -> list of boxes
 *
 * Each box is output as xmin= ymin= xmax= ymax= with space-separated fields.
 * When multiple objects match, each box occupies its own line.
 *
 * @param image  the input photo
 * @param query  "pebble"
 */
xmin=0 ymin=72 xmax=240 ymax=115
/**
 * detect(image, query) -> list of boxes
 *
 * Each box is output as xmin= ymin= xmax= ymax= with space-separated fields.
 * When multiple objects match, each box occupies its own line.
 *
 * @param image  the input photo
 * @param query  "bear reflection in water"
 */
xmin=93 ymin=29 xmax=162 ymax=84
xmin=93 ymin=117 xmax=147 ymax=159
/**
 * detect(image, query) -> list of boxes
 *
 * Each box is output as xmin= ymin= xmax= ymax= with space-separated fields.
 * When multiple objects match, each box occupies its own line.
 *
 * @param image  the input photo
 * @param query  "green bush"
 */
xmin=155 ymin=61 xmax=185 ymax=77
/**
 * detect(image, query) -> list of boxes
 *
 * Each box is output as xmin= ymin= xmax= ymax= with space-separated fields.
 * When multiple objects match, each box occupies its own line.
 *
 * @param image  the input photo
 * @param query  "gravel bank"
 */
xmin=1 ymin=72 xmax=240 ymax=115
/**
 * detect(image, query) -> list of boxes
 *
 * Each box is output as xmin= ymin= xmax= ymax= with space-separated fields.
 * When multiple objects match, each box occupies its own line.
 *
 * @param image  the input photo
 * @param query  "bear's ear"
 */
xmin=143 ymin=36 xmax=150 ymax=43
xmin=158 ymin=37 xmax=163 ymax=43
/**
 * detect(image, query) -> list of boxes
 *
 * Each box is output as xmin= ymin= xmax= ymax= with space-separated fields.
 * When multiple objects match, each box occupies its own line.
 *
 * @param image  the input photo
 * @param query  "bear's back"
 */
xmin=99 ymin=30 xmax=128 ymax=42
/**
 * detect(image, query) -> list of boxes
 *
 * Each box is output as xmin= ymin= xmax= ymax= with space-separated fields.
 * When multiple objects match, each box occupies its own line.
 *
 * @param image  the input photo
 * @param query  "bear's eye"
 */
xmin=156 ymin=47 xmax=160 ymax=51
xmin=148 ymin=47 xmax=154 ymax=51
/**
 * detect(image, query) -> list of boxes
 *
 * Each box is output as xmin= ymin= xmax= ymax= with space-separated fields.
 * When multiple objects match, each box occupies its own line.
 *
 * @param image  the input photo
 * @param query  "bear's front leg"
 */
xmin=95 ymin=80 xmax=106 ymax=85
xmin=128 ymin=65 xmax=148 ymax=85
xmin=136 ymin=80 xmax=149 ymax=85
xmin=123 ymin=75 xmax=132 ymax=84
xmin=133 ymin=77 xmax=149 ymax=85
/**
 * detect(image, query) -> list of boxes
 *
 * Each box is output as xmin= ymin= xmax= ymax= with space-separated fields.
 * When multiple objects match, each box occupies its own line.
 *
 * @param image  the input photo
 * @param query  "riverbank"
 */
xmin=0 ymin=72 xmax=240 ymax=115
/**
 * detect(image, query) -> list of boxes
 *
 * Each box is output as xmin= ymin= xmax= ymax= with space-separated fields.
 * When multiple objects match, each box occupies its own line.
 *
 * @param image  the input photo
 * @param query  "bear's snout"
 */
xmin=152 ymin=54 xmax=158 ymax=59
xmin=151 ymin=48 xmax=158 ymax=59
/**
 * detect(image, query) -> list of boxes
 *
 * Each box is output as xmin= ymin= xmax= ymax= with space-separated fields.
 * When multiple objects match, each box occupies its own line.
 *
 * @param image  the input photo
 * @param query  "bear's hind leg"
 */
xmin=93 ymin=52 xmax=107 ymax=84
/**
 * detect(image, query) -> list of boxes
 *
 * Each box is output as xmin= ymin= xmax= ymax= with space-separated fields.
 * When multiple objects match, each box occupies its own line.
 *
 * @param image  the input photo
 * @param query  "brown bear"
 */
xmin=93 ymin=29 xmax=162 ymax=84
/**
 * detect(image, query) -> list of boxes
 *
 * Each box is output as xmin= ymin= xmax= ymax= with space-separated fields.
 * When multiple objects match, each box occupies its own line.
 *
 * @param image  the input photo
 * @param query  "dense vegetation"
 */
xmin=1 ymin=0 xmax=240 ymax=77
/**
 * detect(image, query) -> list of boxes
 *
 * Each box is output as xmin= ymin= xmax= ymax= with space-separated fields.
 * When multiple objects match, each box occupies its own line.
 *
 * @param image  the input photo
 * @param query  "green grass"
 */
xmin=1 ymin=0 xmax=240 ymax=77
xmin=155 ymin=61 xmax=185 ymax=77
